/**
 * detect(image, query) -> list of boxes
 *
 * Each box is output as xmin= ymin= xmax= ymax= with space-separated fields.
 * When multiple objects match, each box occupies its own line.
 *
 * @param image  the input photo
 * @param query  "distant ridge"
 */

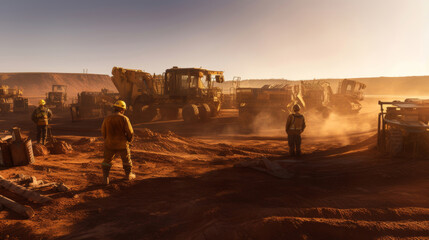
xmin=0 ymin=72 xmax=116 ymax=98
xmin=217 ymin=75 xmax=429 ymax=96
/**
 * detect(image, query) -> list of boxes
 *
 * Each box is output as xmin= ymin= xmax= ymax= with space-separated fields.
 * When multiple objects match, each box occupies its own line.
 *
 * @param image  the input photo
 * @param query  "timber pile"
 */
xmin=0 ymin=174 xmax=71 ymax=219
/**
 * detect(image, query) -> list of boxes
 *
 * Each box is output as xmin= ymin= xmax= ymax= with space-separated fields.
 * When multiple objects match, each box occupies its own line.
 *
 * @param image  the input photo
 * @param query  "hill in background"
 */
xmin=0 ymin=72 xmax=116 ymax=100
xmin=217 ymin=76 xmax=429 ymax=96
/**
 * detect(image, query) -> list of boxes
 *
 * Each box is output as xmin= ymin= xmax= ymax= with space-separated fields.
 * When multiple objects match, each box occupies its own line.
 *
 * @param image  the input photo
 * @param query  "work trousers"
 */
xmin=37 ymin=125 xmax=48 ymax=145
xmin=102 ymin=147 xmax=133 ymax=173
xmin=288 ymin=133 xmax=302 ymax=157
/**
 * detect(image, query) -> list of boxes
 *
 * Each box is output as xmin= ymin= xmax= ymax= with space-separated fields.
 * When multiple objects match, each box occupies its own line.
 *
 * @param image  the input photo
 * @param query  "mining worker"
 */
xmin=101 ymin=100 xmax=135 ymax=185
xmin=285 ymin=104 xmax=306 ymax=157
xmin=31 ymin=100 xmax=53 ymax=145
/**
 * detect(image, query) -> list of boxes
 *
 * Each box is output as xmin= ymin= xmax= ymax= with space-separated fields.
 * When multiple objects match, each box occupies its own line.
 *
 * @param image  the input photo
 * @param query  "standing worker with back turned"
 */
xmin=101 ymin=100 xmax=136 ymax=185
xmin=285 ymin=104 xmax=306 ymax=157
xmin=31 ymin=100 xmax=53 ymax=145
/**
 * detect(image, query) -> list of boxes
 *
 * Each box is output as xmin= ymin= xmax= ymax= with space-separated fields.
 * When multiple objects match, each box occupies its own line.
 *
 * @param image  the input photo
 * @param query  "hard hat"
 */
xmin=113 ymin=100 xmax=126 ymax=110
xmin=293 ymin=104 xmax=300 ymax=112
xmin=39 ymin=99 xmax=46 ymax=106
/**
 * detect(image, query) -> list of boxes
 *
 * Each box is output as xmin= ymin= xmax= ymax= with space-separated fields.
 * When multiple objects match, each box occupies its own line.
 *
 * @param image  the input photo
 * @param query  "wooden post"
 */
xmin=0 ymin=176 xmax=52 ymax=203
xmin=0 ymin=194 xmax=34 ymax=219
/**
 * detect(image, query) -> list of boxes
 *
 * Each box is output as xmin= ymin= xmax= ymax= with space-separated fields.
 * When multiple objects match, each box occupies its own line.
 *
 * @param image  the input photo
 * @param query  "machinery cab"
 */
xmin=337 ymin=79 xmax=366 ymax=101
xmin=47 ymin=85 xmax=67 ymax=105
xmin=164 ymin=67 xmax=224 ymax=99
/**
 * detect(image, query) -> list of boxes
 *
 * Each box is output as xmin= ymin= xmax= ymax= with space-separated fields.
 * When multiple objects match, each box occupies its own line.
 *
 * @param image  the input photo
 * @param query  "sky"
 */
xmin=0 ymin=0 xmax=428 ymax=80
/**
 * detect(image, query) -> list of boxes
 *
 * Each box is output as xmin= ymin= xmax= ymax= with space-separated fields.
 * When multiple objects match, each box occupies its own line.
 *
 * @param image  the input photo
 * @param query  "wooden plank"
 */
xmin=0 ymin=194 xmax=34 ymax=219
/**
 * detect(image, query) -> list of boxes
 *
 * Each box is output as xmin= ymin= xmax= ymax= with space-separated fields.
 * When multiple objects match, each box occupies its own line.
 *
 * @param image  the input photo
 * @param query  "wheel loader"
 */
xmin=45 ymin=85 xmax=68 ymax=112
xmin=378 ymin=99 xmax=429 ymax=158
xmin=111 ymin=66 xmax=224 ymax=123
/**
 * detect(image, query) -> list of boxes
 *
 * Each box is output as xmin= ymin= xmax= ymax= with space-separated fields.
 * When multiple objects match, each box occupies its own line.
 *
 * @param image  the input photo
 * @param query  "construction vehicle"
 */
xmin=0 ymin=86 xmax=29 ymax=113
xmin=331 ymin=79 xmax=366 ymax=114
xmin=111 ymin=66 xmax=224 ymax=123
xmin=290 ymin=81 xmax=332 ymax=117
xmin=70 ymin=89 xmax=119 ymax=122
xmin=237 ymin=84 xmax=293 ymax=126
xmin=236 ymin=79 xmax=366 ymax=126
xmin=377 ymin=99 xmax=429 ymax=157
xmin=45 ymin=85 xmax=67 ymax=112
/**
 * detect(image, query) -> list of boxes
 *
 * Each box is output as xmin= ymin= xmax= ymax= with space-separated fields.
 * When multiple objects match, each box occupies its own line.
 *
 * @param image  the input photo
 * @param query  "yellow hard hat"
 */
xmin=39 ymin=99 xmax=46 ymax=106
xmin=113 ymin=100 xmax=126 ymax=109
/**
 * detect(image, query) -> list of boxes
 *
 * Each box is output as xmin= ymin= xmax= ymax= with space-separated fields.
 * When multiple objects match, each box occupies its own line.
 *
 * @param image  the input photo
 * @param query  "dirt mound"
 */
xmin=0 ymin=72 xmax=115 ymax=101
xmin=133 ymin=128 xmax=219 ymax=155
xmin=32 ymin=143 xmax=49 ymax=156
xmin=48 ymin=141 xmax=73 ymax=154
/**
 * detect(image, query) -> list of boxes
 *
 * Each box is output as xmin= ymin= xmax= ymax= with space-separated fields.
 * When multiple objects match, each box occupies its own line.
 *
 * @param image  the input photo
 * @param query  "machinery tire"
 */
xmin=134 ymin=104 xmax=158 ymax=123
xmin=386 ymin=128 xmax=403 ymax=157
xmin=198 ymin=103 xmax=211 ymax=122
xmin=209 ymin=102 xmax=221 ymax=117
xmin=160 ymin=107 xmax=179 ymax=120
xmin=182 ymin=104 xmax=199 ymax=123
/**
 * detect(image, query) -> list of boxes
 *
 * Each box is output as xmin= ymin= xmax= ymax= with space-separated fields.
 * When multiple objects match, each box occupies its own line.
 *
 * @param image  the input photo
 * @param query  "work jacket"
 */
xmin=285 ymin=113 xmax=306 ymax=135
xmin=101 ymin=112 xmax=134 ymax=150
xmin=31 ymin=106 xmax=53 ymax=126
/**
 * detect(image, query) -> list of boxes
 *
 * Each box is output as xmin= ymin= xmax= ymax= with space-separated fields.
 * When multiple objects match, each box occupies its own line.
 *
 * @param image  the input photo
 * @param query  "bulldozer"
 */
xmin=377 ymin=99 xmax=429 ymax=158
xmin=331 ymin=79 xmax=366 ymax=114
xmin=111 ymin=66 xmax=224 ymax=123
xmin=0 ymin=85 xmax=29 ymax=113
xmin=45 ymin=85 xmax=68 ymax=112
xmin=70 ymin=89 xmax=119 ymax=122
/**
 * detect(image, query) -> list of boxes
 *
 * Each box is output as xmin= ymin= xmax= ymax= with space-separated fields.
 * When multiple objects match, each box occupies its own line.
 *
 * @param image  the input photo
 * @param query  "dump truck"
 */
xmin=0 ymin=86 xmax=29 ymax=113
xmin=377 ymin=99 xmax=429 ymax=158
xmin=237 ymin=84 xmax=293 ymax=125
xmin=111 ymin=66 xmax=224 ymax=123
xmin=70 ymin=89 xmax=119 ymax=122
xmin=45 ymin=85 xmax=68 ymax=112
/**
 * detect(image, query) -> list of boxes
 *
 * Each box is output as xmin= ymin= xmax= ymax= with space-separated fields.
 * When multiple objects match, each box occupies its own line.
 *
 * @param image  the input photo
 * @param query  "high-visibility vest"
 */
xmin=35 ymin=107 xmax=49 ymax=125
xmin=290 ymin=114 xmax=304 ymax=131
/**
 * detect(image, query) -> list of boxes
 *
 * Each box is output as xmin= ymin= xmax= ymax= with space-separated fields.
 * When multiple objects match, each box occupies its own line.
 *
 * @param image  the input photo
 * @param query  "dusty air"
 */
xmin=0 ymin=0 xmax=428 ymax=239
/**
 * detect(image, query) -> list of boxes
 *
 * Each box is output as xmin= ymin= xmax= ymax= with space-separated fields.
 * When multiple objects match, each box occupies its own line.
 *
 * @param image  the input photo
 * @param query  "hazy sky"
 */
xmin=0 ymin=0 xmax=428 ymax=80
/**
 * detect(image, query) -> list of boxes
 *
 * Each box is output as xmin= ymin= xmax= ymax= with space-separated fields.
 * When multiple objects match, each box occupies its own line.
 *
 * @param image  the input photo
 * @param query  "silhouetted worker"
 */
xmin=101 ymin=100 xmax=135 ymax=185
xmin=31 ymin=100 xmax=53 ymax=145
xmin=285 ymin=104 xmax=306 ymax=157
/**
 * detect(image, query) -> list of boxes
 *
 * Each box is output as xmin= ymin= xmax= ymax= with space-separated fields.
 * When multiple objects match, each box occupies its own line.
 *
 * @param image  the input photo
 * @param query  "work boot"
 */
xmin=124 ymin=166 xmax=136 ymax=181
xmin=125 ymin=172 xmax=136 ymax=181
xmin=102 ymin=166 xmax=111 ymax=185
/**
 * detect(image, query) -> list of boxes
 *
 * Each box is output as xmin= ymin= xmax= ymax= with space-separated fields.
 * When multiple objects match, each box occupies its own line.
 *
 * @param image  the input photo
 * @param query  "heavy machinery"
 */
xmin=70 ymin=89 xmax=119 ymax=122
xmin=290 ymin=81 xmax=332 ymax=117
xmin=111 ymin=66 xmax=224 ymax=123
xmin=331 ymin=79 xmax=366 ymax=114
xmin=236 ymin=79 xmax=366 ymax=126
xmin=45 ymin=85 xmax=68 ymax=112
xmin=0 ymin=85 xmax=29 ymax=113
xmin=377 ymin=99 xmax=429 ymax=157
xmin=237 ymin=84 xmax=293 ymax=125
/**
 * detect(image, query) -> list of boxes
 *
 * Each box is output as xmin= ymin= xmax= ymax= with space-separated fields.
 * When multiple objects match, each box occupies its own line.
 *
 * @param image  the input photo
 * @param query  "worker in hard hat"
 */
xmin=101 ymin=100 xmax=135 ymax=185
xmin=285 ymin=104 xmax=306 ymax=157
xmin=31 ymin=100 xmax=53 ymax=145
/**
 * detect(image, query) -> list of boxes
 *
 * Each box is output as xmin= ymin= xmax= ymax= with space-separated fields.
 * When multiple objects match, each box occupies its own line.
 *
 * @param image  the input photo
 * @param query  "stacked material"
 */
xmin=0 ymin=127 xmax=34 ymax=167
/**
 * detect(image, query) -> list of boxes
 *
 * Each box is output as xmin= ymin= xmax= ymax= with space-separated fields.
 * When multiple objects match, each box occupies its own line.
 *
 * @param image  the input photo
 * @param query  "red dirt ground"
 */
xmin=0 ymin=105 xmax=428 ymax=240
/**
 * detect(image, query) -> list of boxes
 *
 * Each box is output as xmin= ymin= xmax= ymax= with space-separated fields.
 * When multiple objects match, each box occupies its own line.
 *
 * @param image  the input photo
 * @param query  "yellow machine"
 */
xmin=111 ymin=66 xmax=224 ymax=123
